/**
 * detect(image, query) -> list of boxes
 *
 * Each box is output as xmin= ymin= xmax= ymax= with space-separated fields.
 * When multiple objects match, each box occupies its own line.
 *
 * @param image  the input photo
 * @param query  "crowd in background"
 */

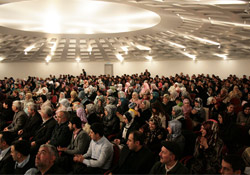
xmin=0 ymin=69 xmax=249 ymax=174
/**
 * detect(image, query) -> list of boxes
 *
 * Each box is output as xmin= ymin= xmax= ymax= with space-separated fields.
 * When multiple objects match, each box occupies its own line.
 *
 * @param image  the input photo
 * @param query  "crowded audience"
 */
xmin=0 ymin=70 xmax=249 ymax=174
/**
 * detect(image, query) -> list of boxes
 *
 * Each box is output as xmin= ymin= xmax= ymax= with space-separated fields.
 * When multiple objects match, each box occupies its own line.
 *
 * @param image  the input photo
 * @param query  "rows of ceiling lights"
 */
xmin=1 ymin=0 xmax=248 ymax=62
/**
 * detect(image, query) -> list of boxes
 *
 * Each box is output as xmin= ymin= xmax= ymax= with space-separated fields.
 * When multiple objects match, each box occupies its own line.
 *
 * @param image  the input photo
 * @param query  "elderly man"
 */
xmin=48 ymin=111 xmax=72 ymax=147
xmin=11 ymin=140 xmax=34 ymax=174
xmin=18 ymin=102 xmax=42 ymax=141
xmin=4 ymin=100 xmax=27 ymax=134
xmin=73 ymin=122 xmax=113 ymax=174
xmin=150 ymin=141 xmax=189 ymax=174
xmin=30 ymin=106 xmax=56 ymax=154
xmin=34 ymin=144 xmax=65 ymax=175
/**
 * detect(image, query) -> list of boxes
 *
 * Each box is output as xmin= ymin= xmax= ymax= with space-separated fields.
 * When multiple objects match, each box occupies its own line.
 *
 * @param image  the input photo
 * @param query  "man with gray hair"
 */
xmin=26 ymin=144 xmax=65 ymax=175
xmin=30 ymin=106 xmax=56 ymax=154
xmin=48 ymin=111 xmax=72 ymax=147
xmin=18 ymin=102 xmax=42 ymax=141
xmin=4 ymin=100 xmax=27 ymax=135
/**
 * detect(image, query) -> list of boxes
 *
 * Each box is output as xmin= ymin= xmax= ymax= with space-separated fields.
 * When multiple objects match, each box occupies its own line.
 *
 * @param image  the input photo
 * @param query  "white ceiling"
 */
xmin=0 ymin=0 xmax=250 ymax=62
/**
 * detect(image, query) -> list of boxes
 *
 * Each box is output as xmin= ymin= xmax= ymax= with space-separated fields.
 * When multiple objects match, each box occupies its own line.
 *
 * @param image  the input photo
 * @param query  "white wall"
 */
xmin=0 ymin=59 xmax=249 ymax=79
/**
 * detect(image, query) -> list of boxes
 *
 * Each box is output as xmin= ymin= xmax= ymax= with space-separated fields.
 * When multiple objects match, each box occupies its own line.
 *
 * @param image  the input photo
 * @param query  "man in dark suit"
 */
xmin=18 ymin=102 xmax=42 ymax=141
xmin=11 ymin=140 xmax=35 ymax=174
xmin=0 ymin=131 xmax=15 ymax=174
xmin=111 ymin=130 xmax=155 ymax=174
xmin=4 ymin=100 xmax=27 ymax=134
xmin=30 ymin=106 xmax=56 ymax=155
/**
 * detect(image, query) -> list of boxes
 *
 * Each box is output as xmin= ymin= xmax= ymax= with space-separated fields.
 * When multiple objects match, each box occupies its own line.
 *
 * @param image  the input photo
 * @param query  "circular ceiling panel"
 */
xmin=0 ymin=0 xmax=161 ymax=34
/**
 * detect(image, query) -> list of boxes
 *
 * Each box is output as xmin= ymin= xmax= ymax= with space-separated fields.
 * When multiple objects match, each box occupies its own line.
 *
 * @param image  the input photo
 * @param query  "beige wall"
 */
xmin=0 ymin=59 xmax=249 ymax=79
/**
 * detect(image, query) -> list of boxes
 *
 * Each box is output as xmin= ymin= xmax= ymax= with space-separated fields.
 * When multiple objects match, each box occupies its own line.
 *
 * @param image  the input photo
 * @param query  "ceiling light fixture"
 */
xmin=24 ymin=45 xmax=35 ymax=55
xmin=208 ymin=0 xmax=247 ymax=5
xmin=45 ymin=55 xmax=51 ymax=62
xmin=168 ymin=41 xmax=186 ymax=49
xmin=87 ymin=45 xmax=92 ymax=55
xmin=0 ymin=57 xmax=4 ymax=61
xmin=214 ymin=53 xmax=227 ymax=60
xmin=76 ymin=57 xmax=81 ymax=62
xmin=135 ymin=45 xmax=151 ymax=51
xmin=182 ymin=52 xmax=196 ymax=60
xmin=116 ymin=54 xmax=124 ymax=62
xmin=145 ymin=56 xmax=152 ymax=61
xmin=121 ymin=46 xmax=129 ymax=54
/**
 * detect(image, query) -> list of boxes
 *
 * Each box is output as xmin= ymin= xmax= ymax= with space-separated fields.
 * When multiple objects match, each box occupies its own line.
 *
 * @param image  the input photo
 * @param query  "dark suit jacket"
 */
xmin=64 ymin=129 xmax=90 ymax=155
xmin=21 ymin=112 xmax=43 ymax=140
xmin=150 ymin=161 xmax=189 ymax=174
xmin=0 ymin=148 xmax=15 ymax=174
xmin=13 ymin=155 xmax=35 ymax=174
xmin=31 ymin=117 xmax=57 ymax=146
xmin=112 ymin=145 xmax=155 ymax=174
xmin=7 ymin=110 xmax=27 ymax=133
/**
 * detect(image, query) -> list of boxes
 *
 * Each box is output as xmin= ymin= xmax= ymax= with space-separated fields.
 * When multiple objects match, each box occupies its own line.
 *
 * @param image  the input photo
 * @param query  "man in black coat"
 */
xmin=11 ymin=140 xmax=35 ymax=174
xmin=150 ymin=141 xmax=189 ymax=174
xmin=0 ymin=131 xmax=15 ymax=174
xmin=18 ymin=102 xmax=42 ymax=140
xmin=111 ymin=131 xmax=155 ymax=174
xmin=30 ymin=106 xmax=56 ymax=155
xmin=48 ymin=111 xmax=72 ymax=147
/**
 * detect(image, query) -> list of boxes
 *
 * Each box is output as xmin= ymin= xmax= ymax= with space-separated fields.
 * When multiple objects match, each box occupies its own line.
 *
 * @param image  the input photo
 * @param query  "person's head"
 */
xmin=40 ymin=106 xmax=53 ymax=120
xmin=70 ymin=91 xmax=77 ymax=99
xmin=194 ymin=97 xmax=203 ymax=108
xmin=243 ymin=103 xmax=250 ymax=115
xmin=27 ymin=102 xmax=37 ymax=116
xmin=172 ymin=105 xmax=183 ymax=117
xmin=123 ymin=111 xmax=132 ymax=124
xmin=220 ymin=154 xmax=245 ymax=175
xmin=183 ymin=98 xmax=190 ymax=106
xmin=11 ymin=140 xmax=30 ymax=163
xmin=3 ymin=99 xmax=12 ymax=109
xmin=89 ymin=123 xmax=104 ymax=141
xmin=68 ymin=117 xmax=82 ymax=131
xmin=0 ymin=131 xmax=14 ymax=150
xmin=132 ymin=92 xmax=138 ymax=100
xmin=12 ymin=100 xmax=22 ymax=112
xmin=149 ymin=117 xmax=162 ymax=131
xmin=85 ymin=104 xmax=95 ymax=115
xmin=126 ymin=131 xmax=144 ymax=151
xmin=25 ymin=93 xmax=32 ymax=101
xmin=163 ymin=94 xmax=170 ymax=104
xmin=227 ymin=103 xmax=234 ymax=113
xmin=167 ymin=120 xmax=182 ymax=138
xmin=200 ymin=120 xmax=219 ymax=144
xmin=56 ymin=111 xmax=69 ymax=125
xmin=159 ymin=141 xmax=181 ymax=166
xmin=35 ymin=144 xmax=58 ymax=172
xmin=59 ymin=98 xmax=70 ymax=109
xmin=40 ymin=95 xmax=47 ymax=103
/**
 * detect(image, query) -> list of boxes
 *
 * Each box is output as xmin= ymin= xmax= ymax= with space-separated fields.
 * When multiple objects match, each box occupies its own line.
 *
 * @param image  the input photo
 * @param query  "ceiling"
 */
xmin=0 ymin=0 xmax=250 ymax=62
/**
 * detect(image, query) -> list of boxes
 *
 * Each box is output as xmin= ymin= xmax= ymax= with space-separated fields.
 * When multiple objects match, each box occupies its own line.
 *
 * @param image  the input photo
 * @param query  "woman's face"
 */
xmin=244 ymin=107 xmax=250 ymax=115
xmin=200 ymin=125 xmax=207 ymax=137
xmin=194 ymin=101 xmax=199 ymax=107
xmin=152 ymin=108 xmax=156 ymax=113
xmin=104 ymin=110 xmax=108 ymax=116
xmin=163 ymin=97 xmax=168 ymax=104
xmin=218 ymin=114 xmax=223 ymax=124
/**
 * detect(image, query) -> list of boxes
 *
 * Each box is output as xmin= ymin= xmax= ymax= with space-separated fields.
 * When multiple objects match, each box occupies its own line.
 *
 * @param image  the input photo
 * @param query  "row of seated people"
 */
xmin=0 ymin=72 xmax=250 ymax=174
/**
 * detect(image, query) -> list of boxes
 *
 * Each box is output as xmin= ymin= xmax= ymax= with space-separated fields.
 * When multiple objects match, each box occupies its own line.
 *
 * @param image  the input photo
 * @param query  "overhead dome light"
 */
xmin=145 ymin=56 xmax=152 ymax=61
xmin=45 ymin=55 xmax=51 ymax=62
xmin=116 ymin=54 xmax=124 ymax=62
xmin=24 ymin=45 xmax=35 ymax=55
xmin=214 ymin=53 xmax=227 ymax=60
xmin=0 ymin=57 xmax=4 ymax=61
xmin=76 ymin=57 xmax=81 ymax=62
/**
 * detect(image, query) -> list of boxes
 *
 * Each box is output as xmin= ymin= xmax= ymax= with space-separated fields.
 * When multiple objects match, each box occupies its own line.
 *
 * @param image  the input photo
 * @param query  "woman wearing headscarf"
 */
xmin=182 ymin=98 xmax=192 ymax=118
xmin=236 ymin=103 xmax=250 ymax=127
xmin=85 ymin=103 xmax=99 ymax=125
xmin=78 ymin=90 xmax=90 ymax=107
xmin=103 ymin=104 xmax=120 ymax=138
xmin=114 ymin=112 xmax=136 ymax=147
xmin=191 ymin=120 xmax=223 ymax=174
xmin=129 ymin=92 xmax=141 ymax=108
xmin=76 ymin=107 xmax=88 ymax=128
xmin=166 ymin=120 xmax=185 ymax=155
xmin=171 ymin=105 xmax=185 ymax=121
xmin=95 ymin=96 xmax=105 ymax=118
xmin=69 ymin=90 xmax=80 ymax=105
xmin=140 ymin=81 xmax=150 ymax=98
xmin=151 ymin=101 xmax=168 ymax=128
xmin=191 ymin=97 xmax=206 ymax=130
xmin=143 ymin=117 xmax=167 ymax=159
xmin=138 ymin=100 xmax=151 ymax=127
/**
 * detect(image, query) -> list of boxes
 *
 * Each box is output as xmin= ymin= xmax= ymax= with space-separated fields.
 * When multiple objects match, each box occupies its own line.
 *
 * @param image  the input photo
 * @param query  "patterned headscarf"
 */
xmin=168 ymin=120 xmax=182 ymax=139
xmin=201 ymin=120 xmax=219 ymax=147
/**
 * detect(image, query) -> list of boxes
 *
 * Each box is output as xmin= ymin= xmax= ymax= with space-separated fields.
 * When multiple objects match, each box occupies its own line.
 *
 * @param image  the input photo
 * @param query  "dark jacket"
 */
xmin=0 ymin=148 xmax=15 ymax=174
xmin=31 ymin=117 xmax=57 ymax=146
xmin=150 ymin=161 xmax=189 ymax=175
xmin=21 ymin=111 xmax=42 ymax=140
xmin=36 ymin=164 xmax=66 ymax=175
xmin=7 ymin=110 xmax=27 ymax=133
xmin=112 ymin=146 xmax=155 ymax=174
xmin=13 ymin=155 xmax=35 ymax=174
xmin=49 ymin=121 xmax=72 ymax=147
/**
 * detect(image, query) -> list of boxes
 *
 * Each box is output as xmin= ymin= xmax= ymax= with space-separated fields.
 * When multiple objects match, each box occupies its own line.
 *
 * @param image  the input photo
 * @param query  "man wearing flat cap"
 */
xmin=150 ymin=141 xmax=189 ymax=174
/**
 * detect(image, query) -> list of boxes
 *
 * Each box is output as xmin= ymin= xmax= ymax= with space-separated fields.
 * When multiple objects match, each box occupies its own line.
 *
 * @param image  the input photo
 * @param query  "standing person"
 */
xmin=150 ymin=141 xmax=189 ymax=174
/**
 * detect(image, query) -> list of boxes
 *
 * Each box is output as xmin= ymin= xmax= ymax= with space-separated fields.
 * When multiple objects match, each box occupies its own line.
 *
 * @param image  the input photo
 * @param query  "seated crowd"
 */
xmin=0 ymin=70 xmax=249 ymax=174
